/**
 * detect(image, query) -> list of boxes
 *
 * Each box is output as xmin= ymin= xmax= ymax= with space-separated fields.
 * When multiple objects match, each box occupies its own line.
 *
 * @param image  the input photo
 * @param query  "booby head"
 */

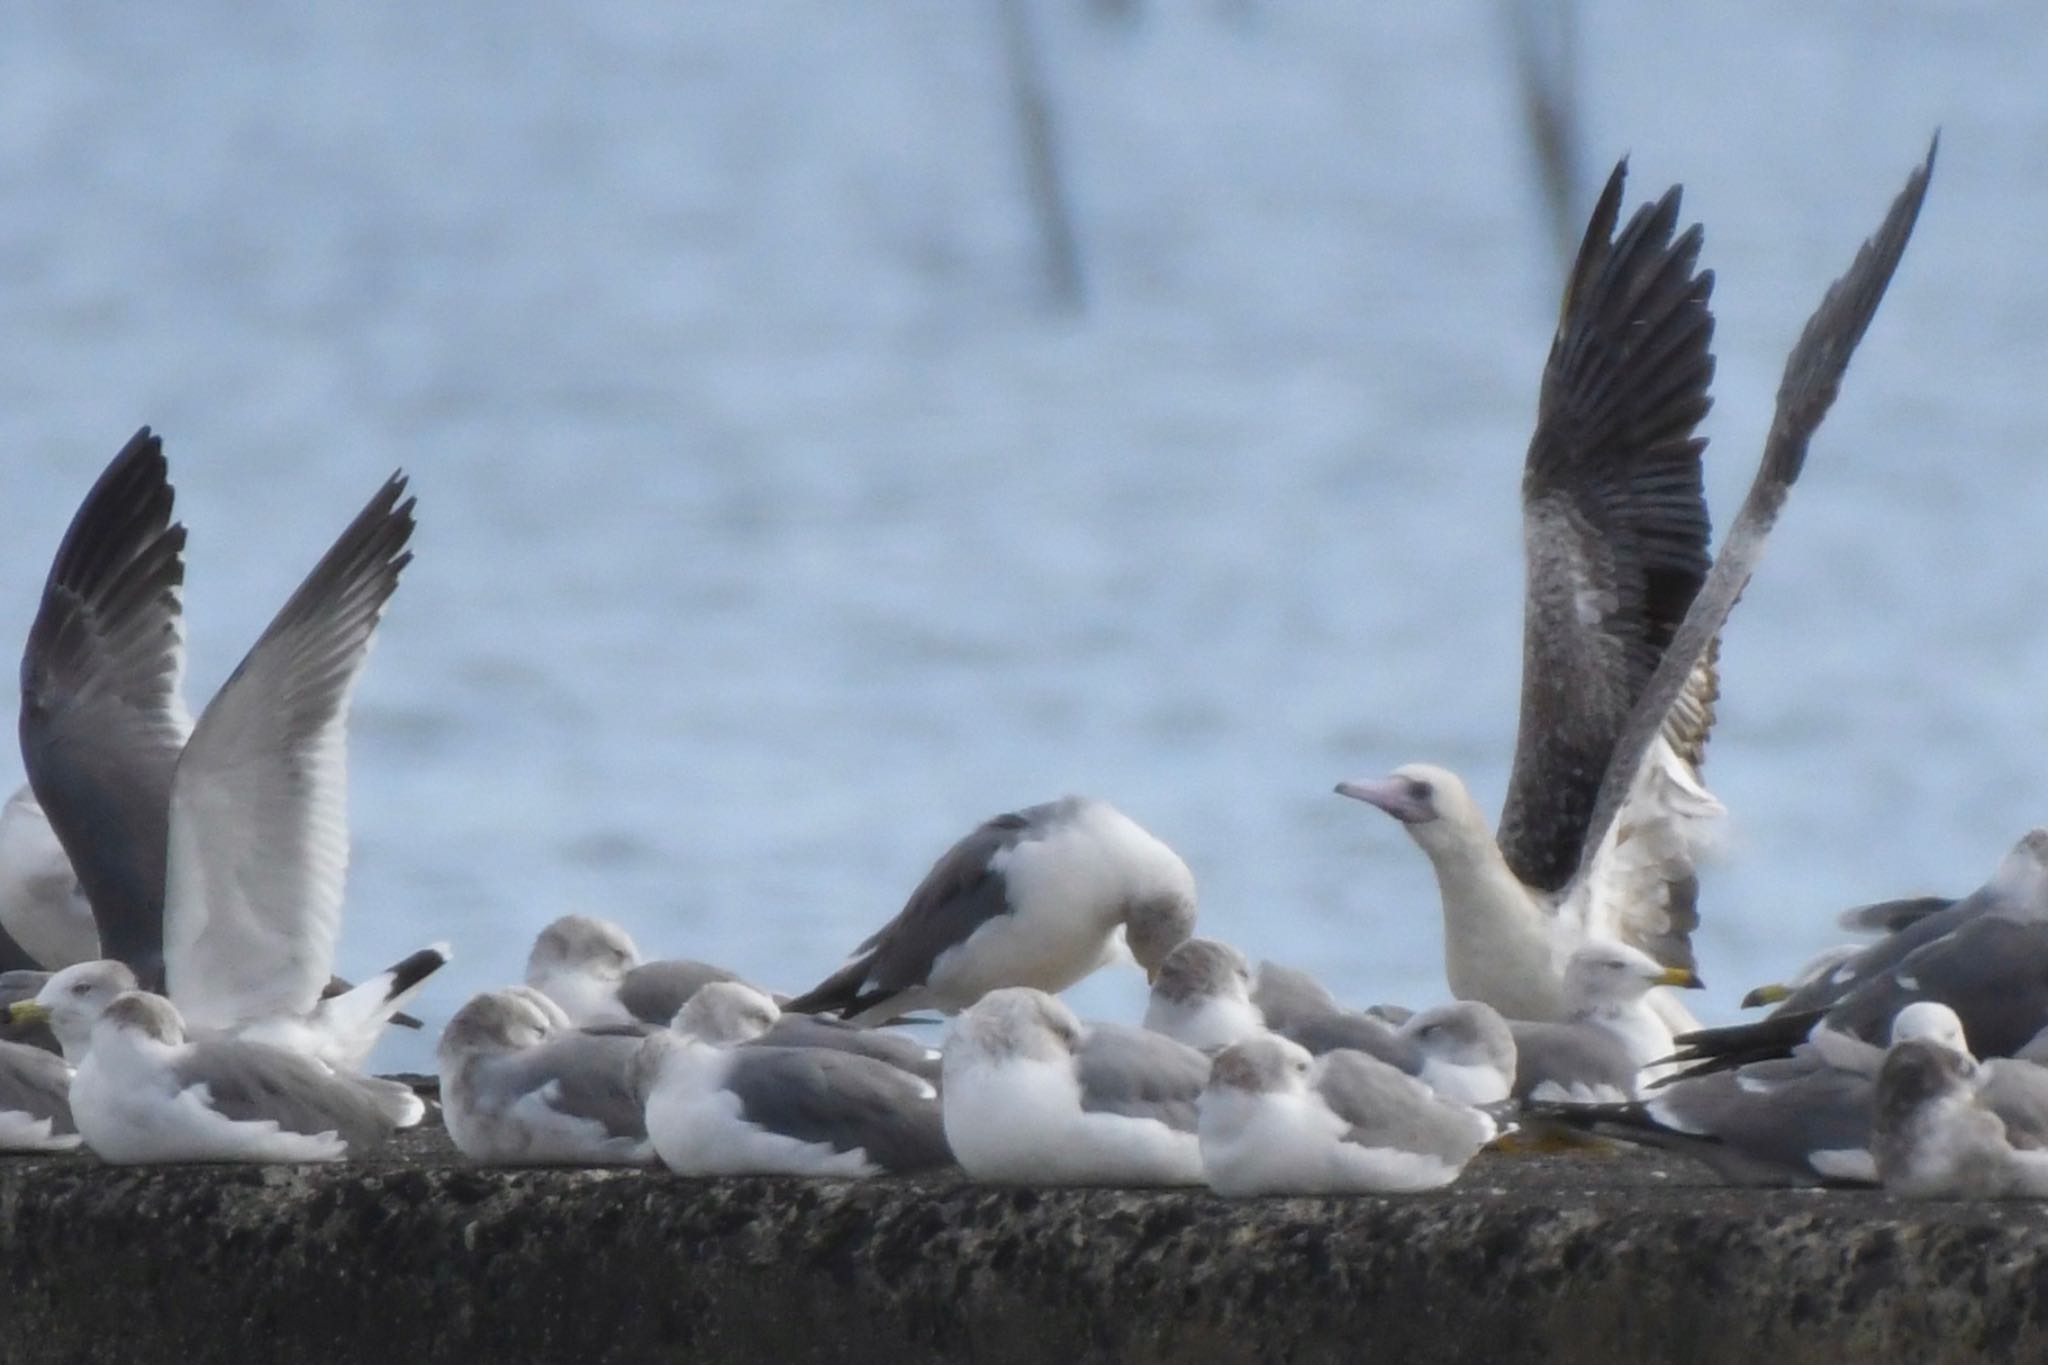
xmin=1398 ymin=1001 xmax=1517 ymax=1103
xmin=1334 ymin=764 xmax=1492 ymax=859
xmin=1890 ymin=1001 xmax=1971 ymax=1055
xmin=524 ymin=914 xmax=644 ymax=1023
xmin=95 ymin=991 xmax=186 ymax=1049
xmin=945 ymin=987 xmax=1083 ymax=1067
xmin=1206 ymin=1033 xmax=1314 ymax=1097
xmin=1561 ymin=942 xmax=1701 ymax=1011
xmin=17 ymin=959 xmax=139 ymax=1061
xmin=673 ymin=981 xmax=781 ymax=1046
xmin=438 ymin=989 xmax=557 ymax=1066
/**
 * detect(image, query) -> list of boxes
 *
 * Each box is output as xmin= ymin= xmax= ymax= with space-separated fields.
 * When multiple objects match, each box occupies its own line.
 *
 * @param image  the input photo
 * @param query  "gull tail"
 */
xmin=314 ymin=942 xmax=452 ymax=1070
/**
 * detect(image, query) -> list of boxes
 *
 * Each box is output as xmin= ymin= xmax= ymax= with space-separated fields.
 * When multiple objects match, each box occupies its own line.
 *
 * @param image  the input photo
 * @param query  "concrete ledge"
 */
xmin=3 ymin=1120 xmax=2045 ymax=1364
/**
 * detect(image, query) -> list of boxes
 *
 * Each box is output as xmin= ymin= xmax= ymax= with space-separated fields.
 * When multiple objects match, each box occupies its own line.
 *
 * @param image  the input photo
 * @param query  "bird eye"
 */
xmin=1405 ymin=779 xmax=1433 ymax=802
xmin=70 ymin=982 xmax=89 ymax=997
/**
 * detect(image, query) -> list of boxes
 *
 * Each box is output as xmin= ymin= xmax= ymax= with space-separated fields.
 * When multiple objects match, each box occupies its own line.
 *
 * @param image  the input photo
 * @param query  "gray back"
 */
xmin=1075 ymin=1023 xmax=1209 ymax=1132
xmin=725 ymin=1046 xmax=951 ymax=1173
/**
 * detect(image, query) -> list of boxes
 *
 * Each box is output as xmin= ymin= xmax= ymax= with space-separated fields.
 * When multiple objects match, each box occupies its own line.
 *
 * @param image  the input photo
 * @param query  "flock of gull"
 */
xmin=3 ymin=136 xmax=2038 ymax=1201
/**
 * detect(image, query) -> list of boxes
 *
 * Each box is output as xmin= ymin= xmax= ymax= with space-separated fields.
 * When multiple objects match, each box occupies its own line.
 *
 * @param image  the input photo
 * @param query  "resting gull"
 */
xmin=437 ymin=988 xmax=653 ymax=1166
xmin=0 ymin=1037 xmax=78 ymax=1152
xmin=789 ymin=796 xmax=1197 ymax=1026
xmin=17 ymin=430 xmax=447 ymax=1068
xmin=1142 ymin=937 xmax=1263 ymax=1053
xmin=1197 ymin=1034 xmax=1498 ymax=1196
xmin=1337 ymin=142 xmax=1937 ymax=1030
xmin=1248 ymin=960 xmax=1416 ymax=1070
xmin=1874 ymin=1036 xmax=2048 ymax=1200
xmin=524 ymin=913 xmax=767 ymax=1028
xmin=637 ymin=982 xmax=951 ymax=1178
xmin=68 ymin=991 xmax=421 ymax=1164
xmin=940 ymin=986 xmax=1208 ymax=1186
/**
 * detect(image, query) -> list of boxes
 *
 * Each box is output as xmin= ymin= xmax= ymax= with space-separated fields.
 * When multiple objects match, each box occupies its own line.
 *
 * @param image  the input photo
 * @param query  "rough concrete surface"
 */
xmin=2 ymin=1111 xmax=2045 ymax=1365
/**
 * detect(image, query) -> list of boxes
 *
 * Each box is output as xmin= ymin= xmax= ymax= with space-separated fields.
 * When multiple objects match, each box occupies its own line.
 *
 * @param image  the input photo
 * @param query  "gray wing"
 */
xmin=724 ymin=1045 xmax=951 ymax=1173
xmin=1982 ymin=1059 xmax=2048 ymax=1150
xmin=1249 ymin=961 xmax=1343 ymax=1031
xmin=1497 ymin=163 xmax=1717 ymax=895
xmin=616 ymin=959 xmax=747 ymax=1026
xmin=756 ymin=1015 xmax=941 ymax=1082
xmin=1824 ymin=917 xmax=2048 ymax=1058
xmin=1313 ymin=1049 xmax=1493 ymax=1162
xmin=1277 ymin=1011 xmax=1418 ymax=1072
xmin=1074 ymin=1022 xmax=1208 ymax=1132
xmin=0 ymin=925 xmax=35 ymax=975
xmin=1570 ymin=141 xmax=1935 ymax=901
xmin=492 ymin=1033 xmax=647 ymax=1139
xmin=19 ymin=429 xmax=191 ymax=985
xmin=1774 ymin=895 xmax=1986 ymax=1015
xmin=1836 ymin=894 xmax=1956 ymax=936
xmin=1605 ymin=1061 xmax=1873 ymax=1186
xmin=1509 ymin=1020 xmax=1638 ymax=1101
xmin=174 ymin=1038 xmax=397 ymax=1151
xmin=0 ymin=1039 xmax=74 ymax=1132
xmin=788 ymin=804 xmax=1059 ymax=1017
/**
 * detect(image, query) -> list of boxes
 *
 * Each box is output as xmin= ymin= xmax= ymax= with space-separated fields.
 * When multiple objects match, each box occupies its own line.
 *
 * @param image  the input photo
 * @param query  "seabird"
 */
xmin=67 ymin=991 xmax=421 ymax=1164
xmin=1197 ymin=1034 xmax=1499 ymax=1196
xmin=1142 ymin=937 xmax=1263 ymax=1052
xmin=1874 ymin=1037 xmax=2048 ymax=1200
xmin=1493 ymin=941 xmax=1703 ymax=1103
xmin=0 ymin=786 xmax=94 ymax=969
xmin=12 ymin=960 xmax=140 ymax=1062
xmin=788 ymin=796 xmax=1197 ymax=1026
xmin=1248 ymin=960 xmax=1417 ymax=1070
xmin=1395 ymin=1003 xmax=1518 ymax=1106
xmin=437 ymin=989 xmax=653 ymax=1167
xmin=0 ymin=1037 xmax=78 ymax=1152
xmin=523 ymin=913 xmax=767 ymax=1028
xmin=637 ymin=982 xmax=951 ymax=1178
xmin=940 ymin=986 xmax=1208 ymax=1186
xmin=1336 ymin=143 xmax=1938 ymax=1028
xmin=18 ymin=430 xmax=447 ymax=1068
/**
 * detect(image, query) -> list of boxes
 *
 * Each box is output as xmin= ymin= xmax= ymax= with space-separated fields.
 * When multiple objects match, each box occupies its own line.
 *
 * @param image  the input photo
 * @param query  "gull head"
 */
xmin=1562 ymin=942 xmax=1701 ymax=1011
xmin=1123 ymin=889 xmax=1198 ymax=984
xmin=1206 ymin=1034 xmax=1314 ymax=1097
xmin=438 ymin=989 xmax=557 ymax=1065
xmin=946 ymin=987 xmax=1083 ymax=1067
xmin=1149 ymin=938 xmax=1252 ymax=1007
xmin=21 ymin=959 xmax=139 ymax=1061
xmin=673 ymin=981 xmax=781 ymax=1046
xmin=96 ymin=991 xmax=186 ymax=1049
xmin=526 ymin=914 xmax=642 ymax=984
xmin=1891 ymin=1001 xmax=1971 ymax=1056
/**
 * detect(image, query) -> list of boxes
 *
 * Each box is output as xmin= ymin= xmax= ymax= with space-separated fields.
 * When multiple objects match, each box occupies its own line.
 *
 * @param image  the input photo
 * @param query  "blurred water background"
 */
xmin=0 ymin=3 xmax=2043 ymax=1071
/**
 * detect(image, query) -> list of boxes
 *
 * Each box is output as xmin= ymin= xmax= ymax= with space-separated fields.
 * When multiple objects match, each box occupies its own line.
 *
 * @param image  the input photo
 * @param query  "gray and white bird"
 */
xmin=0 ymin=1037 xmax=78 ymax=1152
xmin=1874 ymin=1031 xmax=2048 ymax=1200
xmin=1396 ymin=1002 xmax=1518 ymax=1106
xmin=1197 ymin=1034 xmax=1499 ymax=1196
xmin=12 ymin=960 xmax=141 ymax=1063
xmin=523 ymin=913 xmax=763 ymax=1029
xmin=67 ymin=991 xmax=421 ymax=1164
xmin=437 ymin=988 xmax=653 ymax=1167
xmin=1143 ymin=938 xmax=1262 ymax=1052
xmin=637 ymin=982 xmax=950 ymax=1178
xmin=790 ymin=797 xmax=1197 ymax=1026
xmin=1248 ymin=960 xmax=1416 ymax=1070
xmin=1337 ymin=146 xmax=1935 ymax=1032
xmin=941 ymin=986 xmax=1208 ymax=1186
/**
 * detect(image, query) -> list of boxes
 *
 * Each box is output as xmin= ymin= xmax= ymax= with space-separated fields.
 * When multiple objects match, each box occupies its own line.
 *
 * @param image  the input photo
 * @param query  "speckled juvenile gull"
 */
xmin=18 ymin=432 xmax=446 ymax=1067
xmin=1198 ymin=1034 xmax=1498 ymax=1195
xmin=68 ymin=991 xmax=420 ymax=1164
xmin=638 ymin=982 xmax=950 ymax=1178
xmin=438 ymin=989 xmax=652 ymax=1166
xmin=941 ymin=986 xmax=1207 ymax=1186
xmin=788 ymin=796 xmax=1197 ymax=1026
xmin=1874 ymin=1036 xmax=2048 ymax=1200
xmin=0 ymin=786 xmax=95 ymax=970
xmin=0 ymin=1037 xmax=78 ymax=1151
xmin=1337 ymin=142 xmax=1936 ymax=1033
xmin=524 ymin=913 xmax=767 ymax=1027
xmin=1143 ymin=937 xmax=1262 ymax=1052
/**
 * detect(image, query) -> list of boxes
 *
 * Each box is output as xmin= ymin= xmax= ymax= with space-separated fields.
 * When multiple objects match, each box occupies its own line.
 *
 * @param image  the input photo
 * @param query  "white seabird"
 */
xmin=1197 ymin=1034 xmax=1498 ymax=1196
xmin=940 ymin=986 xmax=1208 ymax=1186
xmin=637 ymin=982 xmax=951 ymax=1178
xmin=524 ymin=913 xmax=766 ymax=1028
xmin=437 ymin=989 xmax=653 ymax=1167
xmin=16 ymin=430 xmax=447 ymax=1069
xmin=1142 ymin=938 xmax=1263 ymax=1053
xmin=1874 ymin=1036 xmax=2048 ymax=1200
xmin=1337 ymin=143 xmax=1937 ymax=1030
xmin=789 ymin=796 xmax=1197 ymax=1026
xmin=67 ymin=991 xmax=421 ymax=1164
xmin=0 ymin=1037 xmax=78 ymax=1152
xmin=1395 ymin=1003 xmax=1518 ymax=1107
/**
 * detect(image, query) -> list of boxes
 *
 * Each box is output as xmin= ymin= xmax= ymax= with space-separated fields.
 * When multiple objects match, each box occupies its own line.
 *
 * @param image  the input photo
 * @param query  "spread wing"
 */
xmin=163 ymin=475 xmax=415 ymax=1030
xmin=18 ymin=429 xmax=191 ymax=981
xmin=1498 ymin=162 xmax=1718 ymax=895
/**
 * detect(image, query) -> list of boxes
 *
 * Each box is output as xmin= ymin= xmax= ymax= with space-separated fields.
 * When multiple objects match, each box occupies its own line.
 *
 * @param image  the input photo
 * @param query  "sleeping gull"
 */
xmin=68 ymin=991 xmax=421 ymax=1164
xmin=1394 ymin=1003 xmax=1518 ymax=1106
xmin=18 ymin=430 xmax=446 ymax=1068
xmin=789 ymin=796 xmax=1197 ymax=1026
xmin=437 ymin=988 xmax=653 ymax=1166
xmin=636 ymin=982 xmax=951 ymax=1178
xmin=1337 ymin=142 xmax=1937 ymax=1030
xmin=1197 ymin=1034 xmax=1499 ymax=1196
xmin=0 ymin=1037 xmax=78 ymax=1152
xmin=1248 ymin=960 xmax=1416 ymax=1070
xmin=0 ymin=786 xmax=94 ymax=969
xmin=1142 ymin=937 xmax=1263 ymax=1052
xmin=940 ymin=986 xmax=1208 ymax=1186
xmin=524 ymin=913 xmax=768 ymax=1028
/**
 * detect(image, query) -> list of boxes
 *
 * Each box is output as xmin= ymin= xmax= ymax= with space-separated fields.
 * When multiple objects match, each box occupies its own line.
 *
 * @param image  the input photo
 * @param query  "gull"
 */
xmin=437 ymin=988 xmax=653 ymax=1166
xmin=1197 ymin=1034 xmax=1499 ymax=1196
xmin=789 ymin=796 xmax=1197 ymax=1026
xmin=1142 ymin=937 xmax=1264 ymax=1052
xmin=940 ymin=986 xmax=1208 ymax=1186
xmin=18 ymin=429 xmax=445 ymax=1068
xmin=68 ymin=991 xmax=421 ymax=1164
xmin=637 ymin=982 xmax=950 ymax=1178
xmin=1248 ymin=960 xmax=1416 ymax=1070
xmin=523 ymin=913 xmax=768 ymax=1028
xmin=1336 ymin=143 xmax=1938 ymax=1029
xmin=1874 ymin=1036 xmax=2048 ymax=1200
xmin=0 ymin=1038 xmax=78 ymax=1152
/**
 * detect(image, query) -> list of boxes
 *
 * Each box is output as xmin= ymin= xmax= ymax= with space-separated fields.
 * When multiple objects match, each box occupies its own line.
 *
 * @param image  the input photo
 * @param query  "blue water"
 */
xmin=0 ymin=3 xmax=2044 ymax=1070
